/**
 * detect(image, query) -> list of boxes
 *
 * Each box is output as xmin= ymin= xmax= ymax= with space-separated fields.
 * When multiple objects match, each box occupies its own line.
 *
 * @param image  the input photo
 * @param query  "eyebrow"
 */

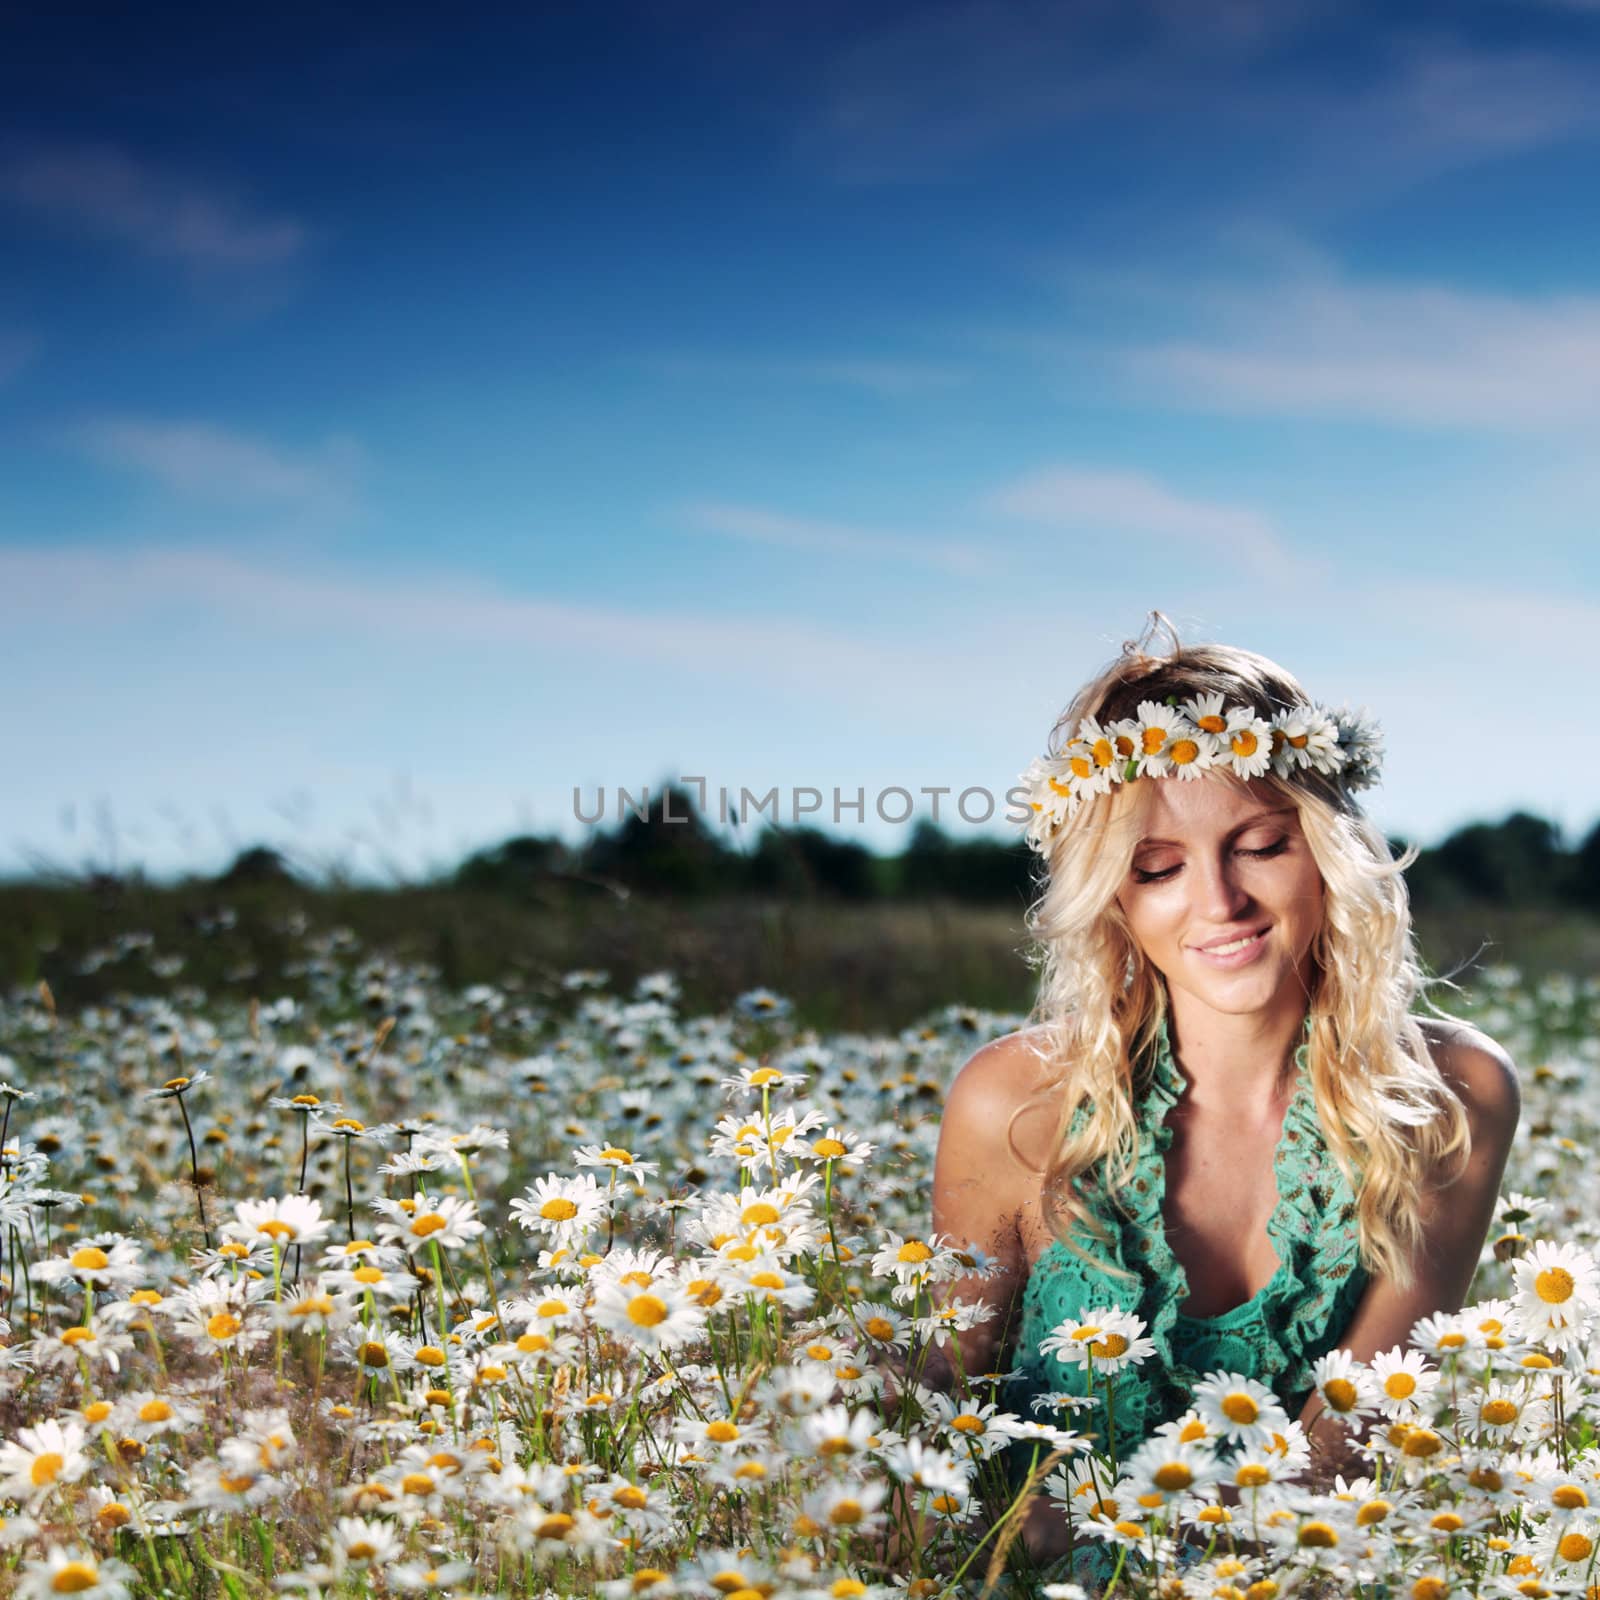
xmin=1135 ymin=806 xmax=1298 ymax=849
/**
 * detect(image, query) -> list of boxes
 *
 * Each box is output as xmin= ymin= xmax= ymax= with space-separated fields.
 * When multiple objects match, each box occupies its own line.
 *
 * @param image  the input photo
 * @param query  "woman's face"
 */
xmin=1115 ymin=775 xmax=1324 ymax=1022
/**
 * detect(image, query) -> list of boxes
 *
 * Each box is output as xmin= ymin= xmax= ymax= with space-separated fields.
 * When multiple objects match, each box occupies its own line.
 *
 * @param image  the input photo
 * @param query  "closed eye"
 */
xmin=1130 ymin=836 xmax=1290 ymax=885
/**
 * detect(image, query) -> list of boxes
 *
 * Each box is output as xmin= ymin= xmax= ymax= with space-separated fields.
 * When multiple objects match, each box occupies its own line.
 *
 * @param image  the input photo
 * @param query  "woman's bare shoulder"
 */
xmin=1415 ymin=1014 xmax=1521 ymax=1143
xmin=942 ymin=1025 xmax=1064 ymax=1169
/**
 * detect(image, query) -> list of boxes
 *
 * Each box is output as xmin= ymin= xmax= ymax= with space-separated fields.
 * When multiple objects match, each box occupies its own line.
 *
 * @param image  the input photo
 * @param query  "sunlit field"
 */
xmin=0 ymin=913 xmax=1596 ymax=1599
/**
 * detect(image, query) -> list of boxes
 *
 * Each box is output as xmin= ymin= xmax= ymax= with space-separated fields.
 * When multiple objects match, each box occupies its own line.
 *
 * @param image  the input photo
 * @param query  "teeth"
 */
xmin=1208 ymin=932 xmax=1261 ymax=955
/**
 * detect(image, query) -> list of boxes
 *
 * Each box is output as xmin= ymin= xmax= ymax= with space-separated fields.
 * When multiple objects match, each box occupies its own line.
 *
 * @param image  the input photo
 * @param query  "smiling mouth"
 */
xmin=1198 ymin=929 xmax=1267 ymax=956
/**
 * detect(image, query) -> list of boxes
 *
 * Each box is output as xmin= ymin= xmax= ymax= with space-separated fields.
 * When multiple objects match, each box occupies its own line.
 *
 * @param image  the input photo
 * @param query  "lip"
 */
xmin=1187 ymin=925 xmax=1271 ymax=968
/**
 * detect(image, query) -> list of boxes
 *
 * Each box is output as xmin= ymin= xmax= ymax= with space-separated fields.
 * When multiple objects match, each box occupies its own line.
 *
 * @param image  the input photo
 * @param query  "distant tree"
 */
xmin=215 ymin=847 xmax=300 ymax=887
xmin=743 ymin=827 xmax=877 ymax=899
xmin=454 ymin=835 xmax=573 ymax=893
xmin=580 ymin=785 xmax=740 ymax=897
xmin=900 ymin=820 xmax=1036 ymax=903
xmin=1569 ymin=818 xmax=1600 ymax=911
xmin=1419 ymin=812 xmax=1567 ymax=907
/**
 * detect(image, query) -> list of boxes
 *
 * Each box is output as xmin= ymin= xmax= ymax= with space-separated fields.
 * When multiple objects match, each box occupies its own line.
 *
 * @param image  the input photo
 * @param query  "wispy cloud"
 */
xmin=681 ymin=500 xmax=990 ymax=575
xmin=984 ymin=465 xmax=1306 ymax=576
xmin=0 ymin=543 xmax=1004 ymax=725
xmin=0 ymin=143 xmax=307 ymax=272
xmin=67 ymin=418 xmax=360 ymax=515
xmin=801 ymin=6 xmax=1600 ymax=205
xmin=1119 ymin=265 xmax=1600 ymax=429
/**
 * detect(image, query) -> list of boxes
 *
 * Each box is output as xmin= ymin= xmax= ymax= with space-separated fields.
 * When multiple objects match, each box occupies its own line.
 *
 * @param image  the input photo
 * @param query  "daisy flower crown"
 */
xmin=1019 ymin=692 xmax=1383 ymax=857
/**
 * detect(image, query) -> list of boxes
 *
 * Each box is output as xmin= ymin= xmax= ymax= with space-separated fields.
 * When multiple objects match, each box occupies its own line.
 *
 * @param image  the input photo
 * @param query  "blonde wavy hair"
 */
xmin=1018 ymin=624 xmax=1470 ymax=1290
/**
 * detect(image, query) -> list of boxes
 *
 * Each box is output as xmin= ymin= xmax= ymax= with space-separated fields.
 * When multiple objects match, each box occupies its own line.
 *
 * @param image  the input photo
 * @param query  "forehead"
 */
xmin=1134 ymin=774 xmax=1295 ymax=840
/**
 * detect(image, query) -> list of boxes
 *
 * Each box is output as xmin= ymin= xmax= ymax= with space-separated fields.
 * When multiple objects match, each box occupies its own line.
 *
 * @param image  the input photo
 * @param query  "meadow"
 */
xmin=0 ymin=891 xmax=1597 ymax=1599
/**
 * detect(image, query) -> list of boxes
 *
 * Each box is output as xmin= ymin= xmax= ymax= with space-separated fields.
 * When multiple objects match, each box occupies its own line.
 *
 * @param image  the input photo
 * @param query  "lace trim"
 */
xmin=1015 ymin=1017 xmax=1367 ymax=1440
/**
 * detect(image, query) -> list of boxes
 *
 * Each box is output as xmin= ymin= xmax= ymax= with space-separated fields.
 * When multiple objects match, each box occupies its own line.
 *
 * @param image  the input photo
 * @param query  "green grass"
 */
xmin=2 ymin=878 xmax=1595 ymax=1034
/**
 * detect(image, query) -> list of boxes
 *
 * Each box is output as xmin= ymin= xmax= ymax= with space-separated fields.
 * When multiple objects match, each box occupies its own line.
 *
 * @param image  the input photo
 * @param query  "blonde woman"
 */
xmin=931 ymin=624 xmax=1519 ymax=1564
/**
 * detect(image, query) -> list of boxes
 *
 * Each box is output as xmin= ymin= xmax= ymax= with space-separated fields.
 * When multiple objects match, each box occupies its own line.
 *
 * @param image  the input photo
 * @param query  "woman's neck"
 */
xmin=1164 ymin=986 xmax=1308 ymax=1106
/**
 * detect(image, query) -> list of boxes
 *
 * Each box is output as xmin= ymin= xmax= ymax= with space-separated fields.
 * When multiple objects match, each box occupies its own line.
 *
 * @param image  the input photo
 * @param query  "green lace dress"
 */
xmin=1007 ymin=1018 xmax=1370 ymax=1467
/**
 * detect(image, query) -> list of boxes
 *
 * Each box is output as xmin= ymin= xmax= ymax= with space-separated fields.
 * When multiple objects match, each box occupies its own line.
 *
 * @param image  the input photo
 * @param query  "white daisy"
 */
xmin=1131 ymin=700 xmax=1188 ymax=777
xmin=1513 ymin=1240 xmax=1600 ymax=1348
xmin=1368 ymin=1345 xmax=1440 ymax=1418
xmin=1311 ymin=1348 xmax=1379 ymax=1424
xmin=1191 ymin=1370 xmax=1289 ymax=1447
xmin=509 ymin=1172 xmax=610 ymax=1244
xmin=372 ymin=1194 xmax=485 ymax=1255
xmin=590 ymin=1278 xmax=705 ymax=1354
xmin=1038 ymin=1306 xmax=1153 ymax=1376
xmin=1122 ymin=1433 xmax=1221 ymax=1505
xmin=1221 ymin=707 xmax=1275 ymax=779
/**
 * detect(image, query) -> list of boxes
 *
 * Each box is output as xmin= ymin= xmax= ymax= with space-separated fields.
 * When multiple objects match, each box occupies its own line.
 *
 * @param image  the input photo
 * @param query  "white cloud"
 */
xmin=68 ymin=418 xmax=361 ymax=515
xmin=681 ymin=500 xmax=991 ymax=575
xmin=1120 ymin=266 xmax=1600 ymax=429
xmin=0 ymin=143 xmax=306 ymax=272
xmin=984 ymin=465 xmax=1307 ymax=577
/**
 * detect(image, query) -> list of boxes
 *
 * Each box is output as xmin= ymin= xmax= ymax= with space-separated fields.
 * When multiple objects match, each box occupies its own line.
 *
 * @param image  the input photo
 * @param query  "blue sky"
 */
xmin=2 ymin=0 xmax=1598 ymax=881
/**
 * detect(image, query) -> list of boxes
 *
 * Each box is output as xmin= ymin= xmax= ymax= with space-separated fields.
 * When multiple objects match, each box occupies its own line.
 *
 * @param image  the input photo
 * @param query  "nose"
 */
xmin=1192 ymin=849 xmax=1253 ymax=923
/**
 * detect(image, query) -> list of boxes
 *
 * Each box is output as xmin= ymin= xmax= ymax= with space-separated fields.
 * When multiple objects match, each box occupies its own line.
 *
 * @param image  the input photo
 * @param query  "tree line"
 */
xmin=416 ymin=787 xmax=1599 ymax=912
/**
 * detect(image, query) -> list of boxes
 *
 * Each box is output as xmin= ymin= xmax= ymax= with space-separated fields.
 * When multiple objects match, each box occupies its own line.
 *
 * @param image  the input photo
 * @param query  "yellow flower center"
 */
xmin=1384 ymin=1372 xmax=1417 ymax=1399
xmin=1481 ymin=1398 xmax=1520 ymax=1426
xmin=31 ymin=1452 xmax=65 ymax=1486
xmin=1141 ymin=726 xmax=1167 ymax=755
xmin=1231 ymin=730 xmax=1259 ymax=757
xmin=353 ymin=1265 xmax=383 ymax=1284
xmin=1091 ymin=1333 xmax=1130 ymax=1359
xmin=1323 ymin=1377 xmax=1358 ymax=1411
xmin=1298 ymin=1522 xmax=1338 ymax=1548
xmin=414 ymin=1346 xmax=447 ymax=1367
xmin=410 ymin=1213 xmax=447 ymax=1237
xmin=1221 ymin=1393 xmax=1260 ymax=1424
xmin=1469 ymin=1467 xmax=1502 ymax=1491
xmin=540 ymin=1198 xmax=579 ymax=1221
xmin=1170 ymin=738 xmax=1200 ymax=766
xmin=627 ymin=1294 xmax=669 ymax=1327
xmin=1552 ymin=1485 xmax=1588 ymax=1509
xmin=50 ymin=1563 xmax=100 ymax=1594
xmin=401 ymin=1473 xmax=435 ymax=1496
xmin=537 ymin=1513 xmax=575 ymax=1540
xmin=70 ymin=1247 xmax=110 ymax=1271
xmin=258 ymin=1220 xmax=295 ymax=1240
xmin=359 ymin=1340 xmax=389 ymax=1367
xmin=1559 ymin=1532 xmax=1594 ymax=1563
xmin=1412 ymin=1580 xmax=1450 ymax=1600
xmin=206 ymin=1312 xmax=241 ymax=1340
xmin=897 ymin=1241 xmax=933 ymax=1263
xmin=1154 ymin=1463 xmax=1193 ymax=1491
xmin=950 ymin=1414 xmax=985 ymax=1434
xmin=1198 ymin=714 xmax=1227 ymax=733
xmin=139 ymin=1400 xmax=174 ymax=1423
xmin=61 ymin=1327 xmax=95 ymax=1347
xmin=749 ymin=1270 xmax=785 ymax=1289
xmin=705 ymin=1420 xmax=740 ymax=1443
xmin=1535 ymin=1267 xmax=1575 ymax=1304
xmin=1431 ymin=1512 xmax=1464 ymax=1532
xmin=1402 ymin=1428 xmax=1443 ymax=1457
xmin=1235 ymin=1464 xmax=1271 ymax=1488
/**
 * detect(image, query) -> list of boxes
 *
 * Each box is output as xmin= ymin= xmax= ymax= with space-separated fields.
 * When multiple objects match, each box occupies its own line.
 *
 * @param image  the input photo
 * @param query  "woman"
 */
xmin=928 ymin=625 xmax=1520 ymax=1566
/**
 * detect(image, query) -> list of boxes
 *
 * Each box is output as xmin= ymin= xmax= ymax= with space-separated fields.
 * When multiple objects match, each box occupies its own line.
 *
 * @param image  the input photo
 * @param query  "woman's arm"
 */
xmin=1297 ymin=1022 xmax=1521 ymax=1478
xmin=880 ymin=1032 xmax=1042 ymax=1403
